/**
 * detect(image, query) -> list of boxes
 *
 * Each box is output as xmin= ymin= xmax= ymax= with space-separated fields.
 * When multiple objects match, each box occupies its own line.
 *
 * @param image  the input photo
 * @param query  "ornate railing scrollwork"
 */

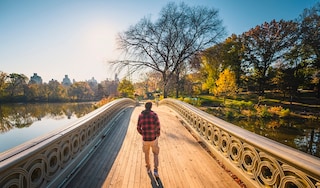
xmin=0 ymin=98 xmax=135 ymax=188
xmin=160 ymin=98 xmax=320 ymax=188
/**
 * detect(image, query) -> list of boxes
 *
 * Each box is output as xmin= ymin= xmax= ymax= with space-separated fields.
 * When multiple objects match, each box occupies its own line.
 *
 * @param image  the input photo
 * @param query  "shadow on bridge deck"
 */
xmin=64 ymin=104 xmax=241 ymax=188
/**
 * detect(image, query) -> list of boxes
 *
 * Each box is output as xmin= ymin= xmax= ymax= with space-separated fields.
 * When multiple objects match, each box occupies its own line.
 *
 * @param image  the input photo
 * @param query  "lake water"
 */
xmin=0 ymin=102 xmax=95 ymax=153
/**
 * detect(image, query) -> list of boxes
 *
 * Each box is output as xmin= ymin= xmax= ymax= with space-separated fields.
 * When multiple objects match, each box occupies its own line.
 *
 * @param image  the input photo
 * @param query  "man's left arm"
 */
xmin=137 ymin=116 xmax=143 ymax=135
xmin=155 ymin=115 xmax=160 ymax=137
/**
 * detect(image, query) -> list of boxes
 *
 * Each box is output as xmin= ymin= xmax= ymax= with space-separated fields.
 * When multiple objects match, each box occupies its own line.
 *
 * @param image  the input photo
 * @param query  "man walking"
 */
xmin=137 ymin=101 xmax=161 ymax=177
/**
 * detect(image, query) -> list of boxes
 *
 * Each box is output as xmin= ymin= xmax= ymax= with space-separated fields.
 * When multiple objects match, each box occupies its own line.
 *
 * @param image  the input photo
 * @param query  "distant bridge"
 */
xmin=0 ymin=98 xmax=319 ymax=188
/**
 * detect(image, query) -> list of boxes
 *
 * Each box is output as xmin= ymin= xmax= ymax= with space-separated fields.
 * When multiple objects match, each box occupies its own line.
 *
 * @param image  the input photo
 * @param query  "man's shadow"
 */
xmin=147 ymin=171 xmax=164 ymax=188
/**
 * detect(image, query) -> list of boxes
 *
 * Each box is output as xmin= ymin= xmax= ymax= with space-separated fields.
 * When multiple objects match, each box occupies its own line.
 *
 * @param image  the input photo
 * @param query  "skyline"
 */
xmin=0 ymin=0 xmax=318 ymax=83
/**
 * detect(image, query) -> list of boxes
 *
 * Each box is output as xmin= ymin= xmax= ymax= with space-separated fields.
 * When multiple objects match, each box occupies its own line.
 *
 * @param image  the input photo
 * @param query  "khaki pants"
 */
xmin=143 ymin=138 xmax=159 ymax=170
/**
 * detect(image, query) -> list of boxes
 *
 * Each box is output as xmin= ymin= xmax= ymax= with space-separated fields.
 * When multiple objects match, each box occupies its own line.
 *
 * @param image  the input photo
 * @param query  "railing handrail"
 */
xmin=0 ymin=98 xmax=136 ymax=188
xmin=171 ymin=99 xmax=320 ymax=176
xmin=161 ymin=98 xmax=320 ymax=188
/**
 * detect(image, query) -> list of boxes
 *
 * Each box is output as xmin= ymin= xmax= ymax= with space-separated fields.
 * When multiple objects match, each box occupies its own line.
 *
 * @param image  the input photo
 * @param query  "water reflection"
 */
xmin=227 ymin=117 xmax=320 ymax=158
xmin=0 ymin=102 xmax=95 ymax=134
xmin=0 ymin=102 xmax=95 ymax=152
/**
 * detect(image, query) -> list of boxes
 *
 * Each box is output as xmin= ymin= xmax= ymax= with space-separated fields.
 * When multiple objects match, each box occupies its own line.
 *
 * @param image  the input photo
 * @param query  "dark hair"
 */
xmin=145 ymin=102 xmax=152 ymax=110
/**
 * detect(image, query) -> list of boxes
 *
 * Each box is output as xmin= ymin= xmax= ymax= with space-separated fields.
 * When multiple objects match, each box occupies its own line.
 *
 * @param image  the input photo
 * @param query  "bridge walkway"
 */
xmin=64 ymin=104 xmax=242 ymax=188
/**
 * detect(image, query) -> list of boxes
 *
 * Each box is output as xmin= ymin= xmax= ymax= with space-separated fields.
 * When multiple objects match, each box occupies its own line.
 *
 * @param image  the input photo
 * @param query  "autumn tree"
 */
xmin=118 ymin=78 xmax=134 ymax=98
xmin=221 ymin=34 xmax=245 ymax=87
xmin=200 ymin=44 xmax=224 ymax=94
xmin=47 ymin=80 xmax=67 ymax=102
xmin=0 ymin=71 xmax=7 ymax=98
xmin=242 ymin=19 xmax=299 ymax=95
xmin=110 ymin=2 xmax=226 ymax=98
xmin=25 ymin=84 xmax=42 ymax=101
xmin=201 ymin=34 xmax=245 ymax=93
xmin=299 ymin=2 xmax=320 ymax=97
xmin=184 ymin=72 xmax=202 ymax=96
xmin=5 ymin=73 xmax=28 ymax=99
xmin=68 ymin=82 xmax=94 ymax=101
xmin=213 ymin=68 xmax=237 ymax=103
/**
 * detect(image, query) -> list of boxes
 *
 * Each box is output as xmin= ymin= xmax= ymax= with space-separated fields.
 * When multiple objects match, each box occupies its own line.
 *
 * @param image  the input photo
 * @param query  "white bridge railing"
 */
xmin=0 ymin=98 xmax=135 ymax=188
xmin=160 ymin=98 xmax=320 ymax=188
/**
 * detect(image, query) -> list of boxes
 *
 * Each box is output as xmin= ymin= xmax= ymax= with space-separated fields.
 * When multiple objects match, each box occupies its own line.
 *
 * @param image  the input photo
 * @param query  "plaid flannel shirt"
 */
xmin=137 ymin=110 xmax=160 ymax=141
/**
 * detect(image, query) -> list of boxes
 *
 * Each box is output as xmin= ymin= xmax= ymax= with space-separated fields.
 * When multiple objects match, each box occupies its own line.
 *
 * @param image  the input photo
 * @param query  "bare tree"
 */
xmin=109 ymin=2 xmax=226 ymax=98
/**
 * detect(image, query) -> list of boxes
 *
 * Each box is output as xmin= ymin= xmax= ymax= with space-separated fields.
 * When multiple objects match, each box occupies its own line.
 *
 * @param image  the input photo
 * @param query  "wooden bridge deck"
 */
xmin=64 ymin=104 xmax=242 ymax=188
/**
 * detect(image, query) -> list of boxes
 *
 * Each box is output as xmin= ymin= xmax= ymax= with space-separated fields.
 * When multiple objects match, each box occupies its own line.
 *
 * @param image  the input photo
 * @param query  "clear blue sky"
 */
xmin=0 ymin=0 xmax=318 ymax=83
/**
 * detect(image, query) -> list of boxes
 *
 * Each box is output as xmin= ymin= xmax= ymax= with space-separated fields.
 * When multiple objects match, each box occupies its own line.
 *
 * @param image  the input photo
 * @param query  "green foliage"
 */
xmin=199 ymin=94 xmax=294 ymax=120
xmin=225 ymin=111 xmax=234 ymax=119
xmin=225 ymin=100 xmax=254 ymax=110
xmin=180 ymin=97 xmax=202 ymax=106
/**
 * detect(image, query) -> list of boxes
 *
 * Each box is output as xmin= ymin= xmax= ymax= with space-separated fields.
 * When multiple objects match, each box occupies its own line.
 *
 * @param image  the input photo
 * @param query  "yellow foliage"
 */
xmin=267 ymin=106 xmax=290 ymax=117
xmin=266 ymin=120 xmax=281 ymax=129
xmin=213 ymin=68 xmax=237 ymax=97
xmin=94 ymin=97 xmax=114 ymax=109
xmin=241 ymin=109 xmax=254 ymax=117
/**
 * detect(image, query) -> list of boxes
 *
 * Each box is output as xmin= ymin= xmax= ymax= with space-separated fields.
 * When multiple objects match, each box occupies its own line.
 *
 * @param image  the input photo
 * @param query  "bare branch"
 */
xmin=108 ymin=2 xmax=226 ymax=97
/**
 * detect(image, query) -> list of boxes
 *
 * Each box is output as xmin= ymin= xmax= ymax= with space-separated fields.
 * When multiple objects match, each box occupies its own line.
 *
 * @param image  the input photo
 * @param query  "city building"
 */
xmin=100 ymin=74 xmax=119 ymax=97
xmin=87 ymin=77 xmax=98 ymax=87
xmin=62 ymin=75 xmax=72 ymax=86
xmin=29 ymin=73 xmax=42 ymax=84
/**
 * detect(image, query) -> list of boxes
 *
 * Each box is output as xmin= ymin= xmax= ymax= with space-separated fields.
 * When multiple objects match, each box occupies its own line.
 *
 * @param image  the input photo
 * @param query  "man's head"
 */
xmin=145 ymin=102 xmax=152 ymax=110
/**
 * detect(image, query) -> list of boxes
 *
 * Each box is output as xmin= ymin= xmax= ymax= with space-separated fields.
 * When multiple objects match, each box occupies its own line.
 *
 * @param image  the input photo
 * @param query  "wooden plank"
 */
xmin=66 ymin=104 xmax=242 ymax=188
xmin=102 ymin=104 xmax=242 ymax=188
xmin=62 ymin=107 xmax=134 ymax=188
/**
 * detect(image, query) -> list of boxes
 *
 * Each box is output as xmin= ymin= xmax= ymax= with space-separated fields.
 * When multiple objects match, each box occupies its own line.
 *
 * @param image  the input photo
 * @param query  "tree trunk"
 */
xmin=162 ymin=72 xmax=169 ymax=98
xmin=175 ymin=79 xmax=179 ymax=98
xmin=163 ymin=85 xmax=168 ymax=98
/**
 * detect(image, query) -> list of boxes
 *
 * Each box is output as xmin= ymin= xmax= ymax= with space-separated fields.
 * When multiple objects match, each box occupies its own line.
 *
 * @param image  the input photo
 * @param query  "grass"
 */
xmin=183 ymin=92 xmax=320 ymax=121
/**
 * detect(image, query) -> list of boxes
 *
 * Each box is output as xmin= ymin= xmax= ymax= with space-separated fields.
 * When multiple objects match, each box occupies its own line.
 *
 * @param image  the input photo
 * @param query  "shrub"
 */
xmin=226 ymin=111 xmax=234 ymax=119
xmin=93 ymin=97 xmax=114 ymax=109
xmin=280 ymin=108 xmax=290 ymax=117
xmin=183 ymin=97 xmax=192 ymax=104
xmin=256 ymin=105 xmax=271 ymax=118
xmin=178 ymin=97 xmax=184 ymax=101
xmin=225 ymin=100 xmax=254 ymax=110
xmin=182 ymin=97 xmax=202 ymax=106
xmin=267 ymin=106 xmax=290 ymax=117
xmin=241 ymin=109 xmax=254 ymax=117
xmin=268 ymin=106 xmax=283 ymax=116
